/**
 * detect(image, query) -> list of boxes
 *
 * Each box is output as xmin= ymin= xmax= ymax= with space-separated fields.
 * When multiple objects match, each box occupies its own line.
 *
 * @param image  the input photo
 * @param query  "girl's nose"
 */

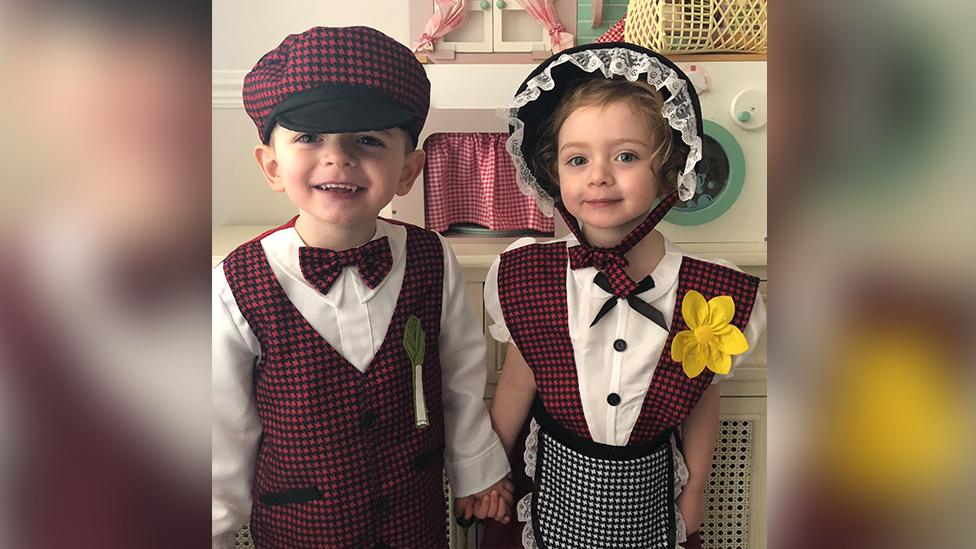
xmin=588 ymin=158 xmax=613 ymax=186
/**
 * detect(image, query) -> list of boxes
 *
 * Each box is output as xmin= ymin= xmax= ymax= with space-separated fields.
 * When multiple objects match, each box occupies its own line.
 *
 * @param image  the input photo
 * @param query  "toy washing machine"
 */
xmin=659 ymin=61 xmax=767 ymax=247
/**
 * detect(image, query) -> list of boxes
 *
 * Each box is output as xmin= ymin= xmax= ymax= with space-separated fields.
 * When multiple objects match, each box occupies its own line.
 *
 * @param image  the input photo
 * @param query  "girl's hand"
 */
xmin=454 ymin=495 xmax=476 ymax=521
xmin=676 ymin=487 xmax=705 ymax=536
xmin=473 ymin=476 xmax=514 ymax=524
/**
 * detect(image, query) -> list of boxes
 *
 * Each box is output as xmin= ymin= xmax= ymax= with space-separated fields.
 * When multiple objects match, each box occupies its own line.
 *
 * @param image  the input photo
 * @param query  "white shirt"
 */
xmin=212 ymin=220 xmax=509 ymax=547
xmin=484 ymin=232 xmax=767 ymax=446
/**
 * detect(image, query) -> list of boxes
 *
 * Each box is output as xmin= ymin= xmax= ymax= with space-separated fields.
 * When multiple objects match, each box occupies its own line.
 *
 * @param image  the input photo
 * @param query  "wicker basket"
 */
xmin=624 ymin=0 xmax=767 ymax=54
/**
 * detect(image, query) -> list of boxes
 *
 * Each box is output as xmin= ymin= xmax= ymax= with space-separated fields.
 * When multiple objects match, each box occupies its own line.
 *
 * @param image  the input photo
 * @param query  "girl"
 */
xmin=482 ymin=43 xmax=767 ymax=549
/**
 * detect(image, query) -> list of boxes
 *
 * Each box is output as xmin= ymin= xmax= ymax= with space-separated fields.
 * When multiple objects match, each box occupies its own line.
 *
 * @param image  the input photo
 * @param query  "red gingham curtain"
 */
xmin=424 ymin=133 xmax=554 ymax=234
xmin=595 ymin=14 xmax=626 ymax=43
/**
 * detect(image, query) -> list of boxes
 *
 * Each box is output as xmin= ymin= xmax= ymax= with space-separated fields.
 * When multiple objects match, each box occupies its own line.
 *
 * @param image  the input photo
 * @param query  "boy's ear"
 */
xmin=254 ymin=144 xmax=285 ymax=192
xmin=395 ymin=149 xmax=425 ymax=197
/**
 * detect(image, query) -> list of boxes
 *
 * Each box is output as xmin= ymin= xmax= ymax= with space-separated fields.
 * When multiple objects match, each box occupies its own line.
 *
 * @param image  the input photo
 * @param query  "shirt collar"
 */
xmin=565 ymin=231 xmax=682 ymax=302
xmin=264 ymin=219 xmax=405 ymax=306
xmin=357 ymin=220 xmax=404 ymax=303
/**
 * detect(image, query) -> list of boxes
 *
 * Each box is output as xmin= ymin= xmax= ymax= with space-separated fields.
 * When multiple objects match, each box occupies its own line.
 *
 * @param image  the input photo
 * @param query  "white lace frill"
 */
xmin=518 ymin=419 xmax=540 ymax=549
xmin=503 ymin=47 xmax=704 ymax=217
xmin=672 ymin=433 xmax=691 ymax=546
xmin=517 ymin=419 xmax=692 ymax=549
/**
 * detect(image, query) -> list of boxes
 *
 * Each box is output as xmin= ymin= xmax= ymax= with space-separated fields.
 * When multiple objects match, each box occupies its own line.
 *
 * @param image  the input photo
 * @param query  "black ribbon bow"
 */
xmin=590 ymin=272 xmax=668 ymax=331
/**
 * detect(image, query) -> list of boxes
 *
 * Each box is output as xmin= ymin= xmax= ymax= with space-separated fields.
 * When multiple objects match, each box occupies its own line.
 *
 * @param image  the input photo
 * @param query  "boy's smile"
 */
xmin=311 ymin=181 xmax=365 ymax=195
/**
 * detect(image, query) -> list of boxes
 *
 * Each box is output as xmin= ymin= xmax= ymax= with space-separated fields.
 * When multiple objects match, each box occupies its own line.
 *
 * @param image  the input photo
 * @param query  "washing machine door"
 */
xmin=664 ymin=119 xmax=746 ymax=226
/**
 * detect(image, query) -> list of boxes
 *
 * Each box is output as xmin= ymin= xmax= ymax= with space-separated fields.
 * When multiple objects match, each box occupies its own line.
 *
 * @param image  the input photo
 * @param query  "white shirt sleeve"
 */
xmin=709 ymin=260 xmax=767 ymax=384
xmin=212 ymin=265 xmax=262 ymax=548
xmin=436 ymin=235 xmax=511 ymax=497
xmin=483 ymin=237 xmax=538 ymax=344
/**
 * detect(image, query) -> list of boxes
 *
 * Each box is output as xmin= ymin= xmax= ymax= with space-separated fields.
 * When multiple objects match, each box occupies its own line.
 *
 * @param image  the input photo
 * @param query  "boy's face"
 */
xmin=556 ymin=100 xmax=662 ymax=237
xmin=255 ymin=126 xmax=424 ymax=231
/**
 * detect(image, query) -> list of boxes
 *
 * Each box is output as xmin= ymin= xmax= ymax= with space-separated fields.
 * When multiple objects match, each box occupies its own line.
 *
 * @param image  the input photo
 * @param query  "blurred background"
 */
xmin=0 ymin=0 xmax=211 ymax=547
xmin=1 ymin=0 xmax=974 ymax=547
xmin=768 ymin=0 xmax=976 ymax=548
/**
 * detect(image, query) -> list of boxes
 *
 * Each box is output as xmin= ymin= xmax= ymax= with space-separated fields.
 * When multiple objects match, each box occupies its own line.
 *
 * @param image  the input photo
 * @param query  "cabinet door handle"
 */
xmin=480 ymin=0 xmax=490 ymax=9
xmin=496 ymin=0 xmax=506 ymax=9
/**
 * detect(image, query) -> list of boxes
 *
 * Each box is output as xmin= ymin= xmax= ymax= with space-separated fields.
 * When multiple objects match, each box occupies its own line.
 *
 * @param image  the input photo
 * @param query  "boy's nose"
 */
xmin=320 ymin=139 xmax=357 ymax=167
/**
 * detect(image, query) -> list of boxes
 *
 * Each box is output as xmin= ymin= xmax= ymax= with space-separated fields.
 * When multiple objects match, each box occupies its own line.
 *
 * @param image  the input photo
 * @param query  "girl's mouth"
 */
xmin=584 ymin=198 xmax=622 ymax=208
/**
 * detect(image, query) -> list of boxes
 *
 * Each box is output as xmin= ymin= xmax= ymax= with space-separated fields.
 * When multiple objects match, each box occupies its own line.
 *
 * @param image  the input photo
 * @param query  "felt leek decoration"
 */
xmin=403 ymin=315 xmax=429 ymax=429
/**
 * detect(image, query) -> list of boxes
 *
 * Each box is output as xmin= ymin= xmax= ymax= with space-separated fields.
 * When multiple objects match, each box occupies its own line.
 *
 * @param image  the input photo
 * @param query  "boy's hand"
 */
xmin=472 ymin=475 xmax=514 ymax=524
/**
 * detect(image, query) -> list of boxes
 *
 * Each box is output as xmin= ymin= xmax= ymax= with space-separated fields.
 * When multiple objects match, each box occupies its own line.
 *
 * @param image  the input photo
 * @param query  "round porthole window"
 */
xmin=664 ymin=120 xmax=746 ymax=226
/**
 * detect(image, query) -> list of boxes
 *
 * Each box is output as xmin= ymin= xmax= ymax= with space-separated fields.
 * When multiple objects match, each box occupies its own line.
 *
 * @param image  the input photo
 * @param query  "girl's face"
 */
xmin=556 ymin=100 xmax=662 ymax=241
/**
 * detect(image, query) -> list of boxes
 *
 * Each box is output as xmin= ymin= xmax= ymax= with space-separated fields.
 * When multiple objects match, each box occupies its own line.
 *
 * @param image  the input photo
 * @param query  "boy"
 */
xmin=212 ymin=26 xmax=511 ymax=548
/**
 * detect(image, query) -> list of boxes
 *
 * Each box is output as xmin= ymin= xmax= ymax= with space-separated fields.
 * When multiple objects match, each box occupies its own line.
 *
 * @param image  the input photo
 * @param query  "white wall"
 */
xmin=212 ymin=1 xmax=412 ymax=227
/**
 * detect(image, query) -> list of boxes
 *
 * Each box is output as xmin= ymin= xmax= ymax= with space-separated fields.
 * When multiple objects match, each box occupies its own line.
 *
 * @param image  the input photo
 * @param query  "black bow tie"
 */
xmin=590 ymin=272 xmax=668 ymax=331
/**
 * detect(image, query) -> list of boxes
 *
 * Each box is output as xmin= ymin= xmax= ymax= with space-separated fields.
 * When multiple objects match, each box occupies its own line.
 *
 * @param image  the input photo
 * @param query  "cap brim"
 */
xmin=276 ymin=96 xmax=419 ymax=137
xmin=265 ymin=84 xmax=421 ymax=144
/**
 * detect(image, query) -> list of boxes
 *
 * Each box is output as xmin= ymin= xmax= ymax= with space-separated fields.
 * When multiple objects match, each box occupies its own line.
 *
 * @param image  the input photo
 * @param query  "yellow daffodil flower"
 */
xmin=671 ymin=290 xmax=749 ymax=378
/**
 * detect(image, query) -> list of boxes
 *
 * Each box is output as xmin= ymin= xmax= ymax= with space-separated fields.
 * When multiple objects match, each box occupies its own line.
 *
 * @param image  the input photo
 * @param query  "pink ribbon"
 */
xmin=416 ymin=33 xmax=435 ymax=51
xmin=515 ymin=0 xmax=574 ymax=52
xmin=412 ymin=0 xmax=467 ymax=53
xmin=548 ymin=23 xmax=567 ymax=40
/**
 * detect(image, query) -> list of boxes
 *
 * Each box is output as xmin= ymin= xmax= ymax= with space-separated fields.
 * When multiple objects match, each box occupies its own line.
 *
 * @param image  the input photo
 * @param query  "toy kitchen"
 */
xmin=394 ymin=1 xmax=767 ymax=263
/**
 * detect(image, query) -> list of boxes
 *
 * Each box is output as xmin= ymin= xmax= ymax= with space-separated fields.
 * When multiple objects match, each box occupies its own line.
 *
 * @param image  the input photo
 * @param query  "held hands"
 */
xmin=453 ymin=474 xmax=514 ymax=525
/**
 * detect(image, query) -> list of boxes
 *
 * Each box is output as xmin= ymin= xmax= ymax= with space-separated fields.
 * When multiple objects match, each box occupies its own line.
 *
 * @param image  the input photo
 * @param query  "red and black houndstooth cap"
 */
xmin=243 ymin=26 xmax=430 ymax=146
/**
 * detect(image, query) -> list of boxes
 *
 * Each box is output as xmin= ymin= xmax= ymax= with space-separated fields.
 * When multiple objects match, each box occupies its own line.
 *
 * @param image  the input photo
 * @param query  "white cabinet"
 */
xmin=492 ymin=1 xmax=546 ymax=52
xmin=439 ymin=1 xmax=494 ymax=52
xmin=441 ymin=0 xmax=545 ymax=53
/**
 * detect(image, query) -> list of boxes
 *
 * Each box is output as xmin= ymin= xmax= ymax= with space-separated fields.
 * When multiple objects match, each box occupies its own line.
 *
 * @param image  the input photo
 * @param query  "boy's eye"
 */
xmin=296 ymin=133 xmax=322 ymax=144
xmin=357 ymin=135 xmax=386 ymax=148
xmin=616 ymin=152 xmax=638 ymax=162
xmin=567 ymin=156 xmax=588 ymax=167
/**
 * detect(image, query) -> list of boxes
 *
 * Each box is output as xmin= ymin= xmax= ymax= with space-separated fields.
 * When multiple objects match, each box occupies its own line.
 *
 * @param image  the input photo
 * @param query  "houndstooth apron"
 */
xmin=525 ymin=399 xmax=676 ymax=549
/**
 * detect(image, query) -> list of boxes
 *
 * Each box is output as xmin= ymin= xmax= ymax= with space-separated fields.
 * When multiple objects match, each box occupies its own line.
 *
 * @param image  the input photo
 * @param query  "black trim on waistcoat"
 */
xmin=532 ymin=398 xmax=672 ymax=460
xmin=259 ymin=485 xmax=323 ymax=506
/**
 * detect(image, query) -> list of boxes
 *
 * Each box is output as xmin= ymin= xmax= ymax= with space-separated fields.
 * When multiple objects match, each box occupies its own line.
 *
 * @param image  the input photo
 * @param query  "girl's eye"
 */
xmin=357 ymin=135 xmax=386 ymax=148
xmin=616 ymin=152 xmax=638 ymax=162
xmin=567 ymin=156 xmax=588 ymax=167
xmin=296 ymin=133 xmax=322 ymax=144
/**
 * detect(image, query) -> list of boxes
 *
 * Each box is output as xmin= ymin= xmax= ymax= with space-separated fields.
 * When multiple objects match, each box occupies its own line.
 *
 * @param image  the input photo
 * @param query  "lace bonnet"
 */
xmin=504 ymin=42 xmax=704 ymax=217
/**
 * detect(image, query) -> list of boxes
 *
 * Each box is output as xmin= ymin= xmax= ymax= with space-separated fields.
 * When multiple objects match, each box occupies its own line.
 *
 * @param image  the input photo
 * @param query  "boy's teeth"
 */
xmin=317 ymin=184 xmax=359 ymax=191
